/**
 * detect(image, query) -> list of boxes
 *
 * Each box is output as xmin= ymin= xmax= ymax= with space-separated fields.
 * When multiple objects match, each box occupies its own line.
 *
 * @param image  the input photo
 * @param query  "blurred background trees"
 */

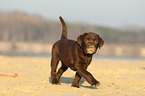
xmin=0 ymin=11 xmax=145 ymax=44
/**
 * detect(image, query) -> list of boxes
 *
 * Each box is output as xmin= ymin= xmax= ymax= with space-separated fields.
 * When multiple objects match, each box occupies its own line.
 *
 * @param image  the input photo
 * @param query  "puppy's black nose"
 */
xmin=88 ymin=42 xmax=95 ymax=47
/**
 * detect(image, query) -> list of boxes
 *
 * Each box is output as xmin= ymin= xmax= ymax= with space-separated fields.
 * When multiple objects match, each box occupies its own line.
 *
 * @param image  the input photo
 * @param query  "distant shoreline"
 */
xmin=0 ymin=42 xmax=145 ymax=58
xmin=1 ymin=53 xmax=145 ymax=62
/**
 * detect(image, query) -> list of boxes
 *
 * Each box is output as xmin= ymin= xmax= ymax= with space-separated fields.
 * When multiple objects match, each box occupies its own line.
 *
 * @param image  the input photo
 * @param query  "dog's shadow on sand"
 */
xmin=49 ymin=77 xmax=98 ymax=89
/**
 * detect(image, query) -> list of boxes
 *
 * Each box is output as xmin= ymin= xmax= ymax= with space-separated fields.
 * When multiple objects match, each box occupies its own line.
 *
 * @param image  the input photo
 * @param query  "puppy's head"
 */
xmin=77 ymin=32 xmax=104 ymax=54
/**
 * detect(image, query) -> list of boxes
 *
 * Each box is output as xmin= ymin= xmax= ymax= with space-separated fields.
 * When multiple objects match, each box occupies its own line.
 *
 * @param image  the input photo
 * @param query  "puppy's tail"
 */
xmin=59 ymin=16 xmax=67 ymax=39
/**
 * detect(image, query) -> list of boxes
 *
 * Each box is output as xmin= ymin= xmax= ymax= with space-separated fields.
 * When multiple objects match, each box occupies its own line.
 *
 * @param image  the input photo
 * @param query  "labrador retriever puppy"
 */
xmin=51 ymin=16 xmax=104 ymax=88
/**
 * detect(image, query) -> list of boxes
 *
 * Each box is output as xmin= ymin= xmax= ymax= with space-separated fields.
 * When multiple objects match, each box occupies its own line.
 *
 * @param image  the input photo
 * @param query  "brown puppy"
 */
xmin=51 ymin=16 xmax=104 ymax=88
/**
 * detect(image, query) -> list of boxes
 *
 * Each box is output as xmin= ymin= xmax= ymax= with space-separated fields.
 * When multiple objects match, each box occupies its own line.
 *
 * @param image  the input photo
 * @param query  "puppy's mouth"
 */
xmin=86 ymin=46 xmax=96 ymax=54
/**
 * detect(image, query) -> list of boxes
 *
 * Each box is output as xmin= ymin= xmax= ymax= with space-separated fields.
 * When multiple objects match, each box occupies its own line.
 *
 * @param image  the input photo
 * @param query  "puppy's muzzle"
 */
xmin=86 ymin=45 xmax=96 ymax=54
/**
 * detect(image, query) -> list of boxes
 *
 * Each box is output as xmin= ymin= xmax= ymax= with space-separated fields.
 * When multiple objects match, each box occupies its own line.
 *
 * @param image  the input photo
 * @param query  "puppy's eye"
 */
xmin=84 ymin=38 xmax=89 ymax=42
xmin=94 ymin=39 xmax=98 ymax=42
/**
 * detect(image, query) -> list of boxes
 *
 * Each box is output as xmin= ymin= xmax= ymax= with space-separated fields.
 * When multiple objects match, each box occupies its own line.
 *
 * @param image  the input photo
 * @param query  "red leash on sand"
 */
xmin=0 ymin=73 xmax=18 ymax=77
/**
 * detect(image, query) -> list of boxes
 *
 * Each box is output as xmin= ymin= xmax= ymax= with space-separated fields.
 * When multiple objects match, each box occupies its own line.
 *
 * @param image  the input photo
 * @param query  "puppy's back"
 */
xmin=52 ymin=39 xmax=77 ymax=58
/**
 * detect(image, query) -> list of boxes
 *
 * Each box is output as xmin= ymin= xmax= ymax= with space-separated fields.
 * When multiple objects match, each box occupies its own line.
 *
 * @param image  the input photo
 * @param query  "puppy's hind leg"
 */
xmin=56 ymin=63 xmax=68 ymax=84
xmin=51 ymin=54 xmax=60 ymax=85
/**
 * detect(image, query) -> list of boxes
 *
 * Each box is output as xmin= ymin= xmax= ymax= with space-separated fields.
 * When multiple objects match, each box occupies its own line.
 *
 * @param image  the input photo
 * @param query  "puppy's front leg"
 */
xmin=76 ymin=64 xmax=101 ymax=87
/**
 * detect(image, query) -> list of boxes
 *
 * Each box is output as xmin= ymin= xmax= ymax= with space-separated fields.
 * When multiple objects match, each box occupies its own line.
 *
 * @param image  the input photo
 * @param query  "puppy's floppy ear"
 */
xmin=97 ymin=34 xmax=104 ymax=49
xmin=77 ymin=33 xmax=88 ymax=46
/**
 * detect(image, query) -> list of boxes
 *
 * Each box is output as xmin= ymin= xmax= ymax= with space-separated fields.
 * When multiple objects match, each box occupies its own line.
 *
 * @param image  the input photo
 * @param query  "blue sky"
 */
xmin=0 ymin=0 xmax=145 ymax=27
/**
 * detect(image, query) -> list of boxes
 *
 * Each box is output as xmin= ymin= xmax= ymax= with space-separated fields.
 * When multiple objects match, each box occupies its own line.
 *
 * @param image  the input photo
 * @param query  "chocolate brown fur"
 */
xmin=51 ymin=16 xmax=104 ymax=88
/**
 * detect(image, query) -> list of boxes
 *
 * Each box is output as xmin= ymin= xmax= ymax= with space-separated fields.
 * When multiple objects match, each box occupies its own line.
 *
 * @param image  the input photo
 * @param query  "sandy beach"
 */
xmin=0 ymin=56 xmax=145 ymax=96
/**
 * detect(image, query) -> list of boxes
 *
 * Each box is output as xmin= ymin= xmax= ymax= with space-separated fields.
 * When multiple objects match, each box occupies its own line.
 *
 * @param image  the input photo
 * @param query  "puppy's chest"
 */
xmin=67 ymin=55 xmax=92 ymax=71
xmin=78 ymin=54 xmax=92 ymax=63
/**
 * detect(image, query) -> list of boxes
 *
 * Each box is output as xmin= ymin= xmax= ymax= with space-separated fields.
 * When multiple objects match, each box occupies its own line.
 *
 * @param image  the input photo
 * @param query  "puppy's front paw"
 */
xmin=92 ymin=81 xmax=101 ymax=87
